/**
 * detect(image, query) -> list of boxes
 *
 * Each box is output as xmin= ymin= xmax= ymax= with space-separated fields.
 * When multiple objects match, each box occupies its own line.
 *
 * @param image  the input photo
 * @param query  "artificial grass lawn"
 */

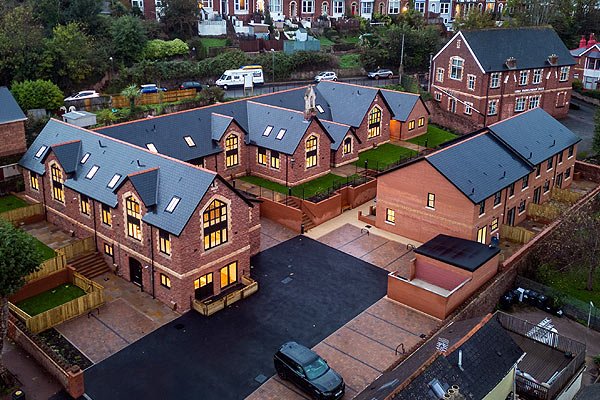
xmin=407 ymin=125 xmax=458 ymax=148
xmin=354 ymin=143 xmax=417 ymax=170
xmin=16 ymin=283 xmax=86 ymax=316
xmin=200 ymin=38 xmax=228 ymax=48
xmin=0 ymin=195 xmax=28 ymax=213
xmin=339 ymin=53 xmax=361 ymax=69
xmin=32 ymin=237 xmax=57 ymax=261
xmin=538 ymin=265 xmax=600 ymax=307
xmin=240 ymin=173 xmax=352 ymax=199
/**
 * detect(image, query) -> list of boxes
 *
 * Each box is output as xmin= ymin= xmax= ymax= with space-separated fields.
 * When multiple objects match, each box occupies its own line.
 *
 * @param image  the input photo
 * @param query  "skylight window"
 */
xmin=276 ymin=129 xmax=286 ymax=140
xmin=80 ymin=152 xmax=91 ymax=164
xmin=34 ymin=146 xmax=47 ymax=158
xmin=165 ymin=196 xmax=181 ymax=213
xmin=316 ymin=105 xmax=324 ymax=113
xmin=146 ymin=143 xmax=158 ymax=153
xmin=263 ymin=126 xmax=273 ymax=136
xmin=184 ymin=136 xmax=196 ymax=147
xmin=86 ymin=165 xmax=99 ymax=179
xmin=107 ymin=174 xmax=121 ymax=189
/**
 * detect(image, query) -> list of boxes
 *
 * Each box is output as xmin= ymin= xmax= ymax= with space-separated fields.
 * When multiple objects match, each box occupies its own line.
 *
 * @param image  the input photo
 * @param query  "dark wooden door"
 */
xmin=129 ymin=258 xmax=143 ymax=287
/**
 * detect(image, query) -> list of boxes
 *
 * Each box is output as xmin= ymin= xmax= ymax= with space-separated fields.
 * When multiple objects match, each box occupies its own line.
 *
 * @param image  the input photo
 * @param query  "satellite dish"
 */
xmin=68 ymin=106 xmax=77 ymax=112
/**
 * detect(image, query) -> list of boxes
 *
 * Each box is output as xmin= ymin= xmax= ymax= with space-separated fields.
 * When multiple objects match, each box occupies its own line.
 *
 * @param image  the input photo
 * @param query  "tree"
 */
xmin=538 ymin=194 xmax=600 ymax=291
xmin=0 ymin=219 xmax=43 ymax=384
xmin=110 ymin=15 xmax=148 ymax=66
xmin=121 ymin=84 xmax=140 ymax=110
xmin=593 ymin=106 xmax=600 ymax=156
xmin=160 ymin=0 xmax=201 ymax=40
xmin=454 ymin=9 xmax=496 ymax=31
xmin=11 ymin=80 xmax=64 ymax=111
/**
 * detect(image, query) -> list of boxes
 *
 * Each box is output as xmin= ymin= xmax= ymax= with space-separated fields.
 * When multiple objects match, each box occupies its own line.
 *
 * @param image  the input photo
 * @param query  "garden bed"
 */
xmin=16 ymin=284 xmax=86 ymax=316
xmin=38 ymin=329 xmax=93 ymax=370
xmin=240 ymin=173 xmax=351 ymax=199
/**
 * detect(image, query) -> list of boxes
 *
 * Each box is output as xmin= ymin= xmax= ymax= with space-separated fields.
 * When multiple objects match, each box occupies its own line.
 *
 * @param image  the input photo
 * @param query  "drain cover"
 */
xmin=419 ymin=334 xmax=427 ymax=339
xmin=174 ymin=323 xmax=185 ymax=330
xmin=254 ymin=374 xmax=267 ymax=384
xmin=281 ymin=277 xmax=293 ymax=284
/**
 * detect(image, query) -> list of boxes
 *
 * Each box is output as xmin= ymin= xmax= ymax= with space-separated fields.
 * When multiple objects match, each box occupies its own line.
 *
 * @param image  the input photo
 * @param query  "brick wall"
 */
xmin=398 ymin=99 xmax=429 ymax=140
xmin=0 ymin=121 xmax=26 ymax=158
xmin=354 ymin=93 xmax=392 ymax=153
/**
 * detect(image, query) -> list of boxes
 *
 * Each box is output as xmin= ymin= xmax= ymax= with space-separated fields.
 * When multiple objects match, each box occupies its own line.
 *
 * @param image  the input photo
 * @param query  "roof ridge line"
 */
xmin=52 ymin=139 xmax=81 ymax=147
xmin=128 ymin=166 xmax=159 ymax=177
xmin=247 ymin=100 xmax=306 ymax=115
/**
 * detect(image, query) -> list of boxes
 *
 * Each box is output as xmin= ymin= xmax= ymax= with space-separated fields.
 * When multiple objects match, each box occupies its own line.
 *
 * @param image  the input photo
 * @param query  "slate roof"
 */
xmin=320 ymin=120 xmax=352 ymax=150
xmin=380 ymin=89 xmax=422 ymax=122
xmin=415 ymin=234 xmax=500 ymax=272
xmin=461 ymin=27 xmax=575 ymax=72
xmin=315 ymin=81 xmax=379 ymax=126
xmin=397 ymin=317 xmax=524 ymax=400
xmin=20 ymin=119 xmax=220 ymax=236
xmin=52 ymin=140 xmax=82 ymax=174
xmin=570 ymin=44 xmax=600 ymax=58
xmin=426 ymin=133 xmax=532 ymax=204
xmin=0 ymin=87 xmax=26 ymax=124
xmin=252 ymin=86 xmax=334 ymax=121
xmin=489 ymin=108 xmax=581 ymax=166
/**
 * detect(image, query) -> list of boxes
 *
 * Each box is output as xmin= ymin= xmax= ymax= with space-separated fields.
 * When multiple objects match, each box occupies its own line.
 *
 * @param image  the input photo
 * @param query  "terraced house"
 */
xmin=431 ymin=27 xmax=575 ymax=128
xmin=375 ymin=108 xmax=580 ymax=244
xmin=19 ymin=119 xmax=260 ymax=312
xmin=96 ymin=82 xmax=429 ymax=187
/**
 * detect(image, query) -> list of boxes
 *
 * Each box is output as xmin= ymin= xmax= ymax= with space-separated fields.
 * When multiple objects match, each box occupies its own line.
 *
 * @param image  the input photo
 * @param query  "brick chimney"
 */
xmin=304 ymin=85 xmax=317 ymax=120
xmin=588 ymin=33 xmax=597 ymax=48
xmin=547 ymin=54 xmax=559 ymax=65
xmin=579 ymin=35 xmax=587 ymax=49
xmin=505 ymin=57 xmax=517 ymax=69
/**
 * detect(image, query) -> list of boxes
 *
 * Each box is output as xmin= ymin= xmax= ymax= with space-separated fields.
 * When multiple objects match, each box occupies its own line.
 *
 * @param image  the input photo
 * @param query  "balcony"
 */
xmin=192 ymin=276 xmax=258 ymax=316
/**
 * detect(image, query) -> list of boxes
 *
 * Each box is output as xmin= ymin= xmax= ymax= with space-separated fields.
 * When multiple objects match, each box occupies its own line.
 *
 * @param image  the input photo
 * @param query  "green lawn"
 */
xmin=341 ymin=36 xmax=360 ymax=44
xmin=339 ymin=53 xmax=361 ymax=69
xmin=354 ymin=143 xmax=417 ymax=170
xmin=407 ymin=125 xmax=458 ymax=148
xmin=538 ymin=265 xmax=600 ymax=307
xmin=16 ymin=283 xmax=86 ymax=316
xmin=200 ymin=38 xmax=228 ymax=48
xmin=0 ymin=195 xmax=28 ymax=213
xmin=32 ymin=237 xmax=57 ymax=261
xmin=319 ymin=37 xmax=335 ymax=47
xmin=240 ymin=173 xmax=350 ymax=199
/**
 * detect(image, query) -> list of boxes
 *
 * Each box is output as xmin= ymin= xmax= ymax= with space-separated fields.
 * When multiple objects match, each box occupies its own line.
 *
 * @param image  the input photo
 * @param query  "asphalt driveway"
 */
xmin=84 ymin=236 xmax=388 ymax=400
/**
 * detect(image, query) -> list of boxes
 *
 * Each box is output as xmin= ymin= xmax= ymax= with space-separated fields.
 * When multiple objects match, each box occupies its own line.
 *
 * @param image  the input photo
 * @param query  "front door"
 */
xmin=506 ymin=207 xmax=516 ymax=226
xmin=195 ymin=273 xmax=214 ymax=300
xmin=129 ymin=257 xmax=143 ymax=287
xmin=533 ymin=187 xmax=541 ymax=204
xmin=556 ymin=173 xmax=563 ymax=188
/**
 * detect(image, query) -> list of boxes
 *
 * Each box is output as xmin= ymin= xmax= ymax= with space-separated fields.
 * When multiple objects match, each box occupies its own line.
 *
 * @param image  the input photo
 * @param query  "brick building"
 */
xmin=0 ymin=87 xmax=27 ymax=159
xmin=96 ymin=82 xmax=429 ymax=187
xmin=375 ymin=108 xmax=579 ymax=244
xmin=19 ymin=120 xmax=260 ymax=312
xmin=430 ymin=27 xmax=575 ymax=129
xmin=570 ymin=34 xmax=600 ymax=90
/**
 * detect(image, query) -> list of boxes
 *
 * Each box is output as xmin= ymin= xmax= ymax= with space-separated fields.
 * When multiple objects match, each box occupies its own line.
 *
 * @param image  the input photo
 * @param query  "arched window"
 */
xmin=498 ymin=3 xmax=504 ymax=14
xmin=203 ymin=199 xmax=228 ymax=250
xmin=51 ymin=164 xmax=64 ymax=203
xmin=126 ymin=196 xmax=142 ymax=240
xmin=378 ymin=1 xmax=384 ymax=14
xmin=306 ymin=135 xmax=318 ymax=168
xmin=343 ymin=137 xmax=352 ymax=155
xmin=225 ymin=134 xmax=239 ymax=167
xmin=290 ymin=1 xmax=297 ymax=16
xmin=322 ymin=1 xmax=328 ymax=15
xmin=351 ymin=1 xmax=357 ymax=15
xmin=367 ymin=107 xmax=382 ymax=138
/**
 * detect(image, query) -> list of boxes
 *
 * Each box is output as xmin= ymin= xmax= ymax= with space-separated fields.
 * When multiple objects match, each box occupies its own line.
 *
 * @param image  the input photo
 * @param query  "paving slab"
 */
xmin=20 ymin=221 xmax=81 ymax=250
xmin=260 ymin=218 xmax=296 ymax=251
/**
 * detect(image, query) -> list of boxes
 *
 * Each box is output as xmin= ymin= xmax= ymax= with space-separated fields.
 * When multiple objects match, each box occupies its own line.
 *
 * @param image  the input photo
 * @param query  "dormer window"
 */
xmin=80 ymin=152 xmax=91 ymax=164
xmin=86 ymin=165 xmax=99 ymax=179
xmin=34 ymin=146 xmax=47 ymax=158
xmin=165 ymin=196 xmax=181 ymax=213
xmin=146 ymin=143 xmax=158 ymax=153
xmin=184 ymin=136 xmax=196 ymax=147
xmin=107 ymin=174 xmax=121 ymax=189
xmin=316 ymin=105 xmax=324 ymax=113
xmin=276 ymin=129 xmax=286 ymax=140
xmin=263 ymin=126 xmax=273 ymax=136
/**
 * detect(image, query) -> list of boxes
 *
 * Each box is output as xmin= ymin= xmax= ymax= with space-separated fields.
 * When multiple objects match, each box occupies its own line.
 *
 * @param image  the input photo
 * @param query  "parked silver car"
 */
xmin=314 ymin=71 xmax=338 ymax=82
xmin=367 ymin=69 xmax=394 ymax=79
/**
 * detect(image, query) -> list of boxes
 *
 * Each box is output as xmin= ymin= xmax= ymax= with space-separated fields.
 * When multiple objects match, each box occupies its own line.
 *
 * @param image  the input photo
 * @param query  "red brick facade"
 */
xmin=23 ymin=152 xmax=260 ymax=312
xmin=0 ymin=120 xmax=27 ymax=158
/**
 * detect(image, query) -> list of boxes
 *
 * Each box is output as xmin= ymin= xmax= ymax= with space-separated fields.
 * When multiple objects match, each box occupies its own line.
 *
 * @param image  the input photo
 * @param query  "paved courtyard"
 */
xmin=83 ymin=237 xmax=389 ymax=400
xmin=21 ymin=221 xmax=81 ymax=250
xmin=260 ymin=217 xmax=296 ymax=251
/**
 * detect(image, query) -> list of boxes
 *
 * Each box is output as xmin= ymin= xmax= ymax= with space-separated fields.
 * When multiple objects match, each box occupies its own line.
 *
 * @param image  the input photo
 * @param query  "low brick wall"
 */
xmin=259 ymin=197 xmax=303 ymax=232
xmin=426 ymin=100 xmax=478 ymax=134
xmin=7 ymin=317 xmax=84 ymax=398
xmin=575 ymin=160 xmax=600 ymax=182
xmin=302 ymin=194 xmax=342 ymax=226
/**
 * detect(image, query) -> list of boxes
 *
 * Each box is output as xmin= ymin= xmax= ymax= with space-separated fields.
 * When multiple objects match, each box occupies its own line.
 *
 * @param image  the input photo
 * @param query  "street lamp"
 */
xmin=271 ymin=49 xmax=275 ymax=83
xmin=586 ymin=301 xmax=595 ymax=347
xmin=109 ymin=56 xmax=114 ymax=80
xmin=398 ymin=33 xmax=405 ymax=86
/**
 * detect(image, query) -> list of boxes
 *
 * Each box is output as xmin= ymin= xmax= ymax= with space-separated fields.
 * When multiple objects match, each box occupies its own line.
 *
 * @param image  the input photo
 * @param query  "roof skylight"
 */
xmin=263 ymin=126 xmax=273 ymax=136
xmin=86 ymin=165 xmax=99 ymax=179
xmin=316 ymin=105 xmax=324 ymax=113
xmin=276 ymin=129 xmax=286 ymax=140
xmin=184 ymin=136 xmax=196 ymax=147
xmin=165 ymin=196 xmax=181 ymax=213
xmin=146 ymin=143 xmax=158 ymax=153
xmin=34 ymin=146 xmax=47 ymax=158
xmin=107 ymin=174 xmax=121 ymax=189
xmin=80 ymin=152 xmax=91 ymax=164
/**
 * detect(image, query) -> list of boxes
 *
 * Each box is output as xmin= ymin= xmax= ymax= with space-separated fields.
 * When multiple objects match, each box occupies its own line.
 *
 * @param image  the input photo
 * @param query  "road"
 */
xmin=561 ymin=97 xmax=597 ymax=154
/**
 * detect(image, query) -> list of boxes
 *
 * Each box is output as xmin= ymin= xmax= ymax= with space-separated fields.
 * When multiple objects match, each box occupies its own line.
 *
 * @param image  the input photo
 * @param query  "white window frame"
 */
xmin=515 ymin=97 xmax=526 ymax=112
xmin=361 ymin=1 xmax=373 ymax=14
xmin=271 ymin=0 xmax=282 ymax=12
xmin=436 ymin=68 xmax=444 ymax=83
xmin=440 ymin=3 xmax=449 ymax=13
xmin=464 ymin=102 xmax=473 ymax=115
xmin=519 ymin=70 xmax=529 ymax=86
xmin=302 ymin=0 xmax=314 ymax=13
xmin=435 ymin=91 xmax=442 ymax=102
xmin=559 ymin=66 xmax=570 ymax=82
xmin=532 ymin=69 xmax=542 ymax=84
xmin=488 ymin=100 xmax=497 ymax=116
xmin=467 ymin=74 xmax=476 ymax=90
xmin=449 ymin=57 xmax=464 ymax=80
xmin=234 ymin=0 xmax=248 ymax=12
xmin=528 ymin=96 xmax=540 ymax=110
xmin=388 ymin=0 xmax=399 ymax=13
xmin=490 ymin=72 xmax=500 ymax=88
xmin=333 ymin=0 xmax=344 ymax=13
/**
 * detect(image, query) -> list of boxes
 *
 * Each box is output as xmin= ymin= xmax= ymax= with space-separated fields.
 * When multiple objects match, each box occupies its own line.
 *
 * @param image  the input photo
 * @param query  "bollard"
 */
xmin=301 ymin=224 xmax=305 ymax=234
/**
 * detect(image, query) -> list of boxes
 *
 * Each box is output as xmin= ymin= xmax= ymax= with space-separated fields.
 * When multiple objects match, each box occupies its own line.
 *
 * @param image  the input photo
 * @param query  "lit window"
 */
xmin=270 ymin=151 xmax=280 ymax=169
xmin=160 ymin=273 xmax=171 ymax=289
xmin=342 ymin=137 xmax=352 ymax=155
xmin=203 ymin=199 xmax=228 ymax=250
xmin=220 ymin=262 xmax=237 ymax=289
xmin=35 ymin=146 xmax=47 ymax=158
xmin=427 ymin=193 xmax=435 ymax=209
xmin=418 ymin=117 xmax=425 ymax=127
xmin=316 ymin=105 xmax=324 ymax=113
xmin=30 ymin=172 xmax=39 ymax=191
xmin=126 ymin=196 xmax=142 ymax=241
xmin=408 ymin=120 xmax=416 ymax=130
xmin=449 ymin=57 xmax=463 ymax=80
xmin=262 ymin=126 xmax=273 ymax=136
xmin=146 ymin=143 xmax=158 ymax=153
xmin=80 ymin=195 xmax=91 ymax=216
xmin=385 ymin=208 xmax=395 ymax=224
xmin=104 ymin=243 xmax=113 ymax=258
xmin=165 ymin=196 xmax=180 ymax=213
xmin=51 ymin=164 xmax=64 ymax=203
xmin=101 ymin=204 xmax=112 ymax=226
xmin=491 ymin=218 xmax=499 ymax=232
xmin=86 ymin=165 xmax=99 ymax=179
xmin=477 ymin=226 xmax=487 ymax=244
xmin=305 ymin=135 xmax=318 ymax=168
xmin=184 ymin=136 xmax=196 ymax=147
xmin=80 ymin=152 xmax=91 ymax=164
xmin=225 ymin=134 xmax=239 ymax=167
xmin=107 ymin=174 xmax=121 ymax=189
xmin=258 ymin=147 xmax=267 ymax=166
xmin=159 ymin=229 xmax=171 ymax=255
xmin=276 ymin=129 xmax=286 ymax=140
xmin=367 ymin=107 xmax=382 ymax=138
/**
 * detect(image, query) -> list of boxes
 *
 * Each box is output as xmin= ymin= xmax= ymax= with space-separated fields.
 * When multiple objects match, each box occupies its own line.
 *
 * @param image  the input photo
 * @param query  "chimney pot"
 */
xmin=505 ymin=57 xmax=517 ymax=69
xmin=548 ymin=54 xmax=559 ymax=65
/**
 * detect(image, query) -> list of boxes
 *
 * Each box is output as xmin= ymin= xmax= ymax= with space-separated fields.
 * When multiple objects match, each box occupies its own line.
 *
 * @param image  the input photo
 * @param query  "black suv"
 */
xmin=179 ymin=81 xmax=204 ymax=92
xmin=274 ymin=342 xmax=345 ymax=400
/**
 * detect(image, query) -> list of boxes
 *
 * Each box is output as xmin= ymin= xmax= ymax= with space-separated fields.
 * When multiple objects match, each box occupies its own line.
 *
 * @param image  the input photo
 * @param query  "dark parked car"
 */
xmin=274 ymin=341 xmax=345 ymax=400
xmin=179 ymin=81 xmax=205 ymax=92
xmin=139 ymin=84 xmax=167 ymax=94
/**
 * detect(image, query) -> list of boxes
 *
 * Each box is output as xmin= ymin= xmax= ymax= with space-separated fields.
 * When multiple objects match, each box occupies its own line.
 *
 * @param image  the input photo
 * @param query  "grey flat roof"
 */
xmin=415 ymin=234 xmax=500 ymax=272
xmin=0 ymin=87 xmax=26 ymax=124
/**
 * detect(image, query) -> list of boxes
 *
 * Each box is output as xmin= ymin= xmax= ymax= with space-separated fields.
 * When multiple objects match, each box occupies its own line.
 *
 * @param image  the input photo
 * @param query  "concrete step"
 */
xmin=69 ymin=252 xmax=110 ymax=279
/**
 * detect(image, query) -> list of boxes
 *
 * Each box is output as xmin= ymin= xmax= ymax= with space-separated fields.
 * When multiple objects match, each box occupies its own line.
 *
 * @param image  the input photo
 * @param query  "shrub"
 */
xmin=10 ymin=80 xmax=63 ymax=111
xmin=142 ymin=39 xmax=189 ymax=60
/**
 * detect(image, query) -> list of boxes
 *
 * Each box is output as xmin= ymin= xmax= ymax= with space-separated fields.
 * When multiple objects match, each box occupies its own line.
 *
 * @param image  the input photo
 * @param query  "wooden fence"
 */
xmin=500 ymin=225 xmax=535 ymax=244
xmin=26 ymin=255 xmax=66 ymax=282
xmin=56 ymin=237 xmax=95 ymax=261
xmin=26 ymin=236 xmax=94 ymax=282
xmin=192 ymin=276 xmax=258 ymax=316
xmin=527 ymin=202 xmax=562 ymax=222
xmin=111 ymin=89 xmax=197 ymax=108
xmin=0 ymin=203 xmax=44 ymax=224
xmin=551 ymin=187 xmax=583 ymax=205
xmin=10 ymin=272 xmax=104 ymax=333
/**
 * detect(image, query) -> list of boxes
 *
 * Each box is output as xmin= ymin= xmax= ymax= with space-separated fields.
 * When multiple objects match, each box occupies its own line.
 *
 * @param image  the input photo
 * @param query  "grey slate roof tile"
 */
xmin=20 ymin=119 xmax=217 ymax=236
xmin=52 ymin=140 xmax=82 ymax=174
xmin=461 ymin=27 xmax=575 ymax=72
xmin=0 ymin=87 xmax=26 ymax=124
xmin=128 ymin=168 xmax=159 ymax=207
xmin=380 ymin=89 xmax=421 ymax=122
xmin=315 ymin=81 xmax=378 ymax=126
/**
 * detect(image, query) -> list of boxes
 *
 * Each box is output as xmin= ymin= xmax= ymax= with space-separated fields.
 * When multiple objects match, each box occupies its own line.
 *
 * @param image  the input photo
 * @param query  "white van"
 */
xmin=216 ymin=68 xmax=264 ymax=90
